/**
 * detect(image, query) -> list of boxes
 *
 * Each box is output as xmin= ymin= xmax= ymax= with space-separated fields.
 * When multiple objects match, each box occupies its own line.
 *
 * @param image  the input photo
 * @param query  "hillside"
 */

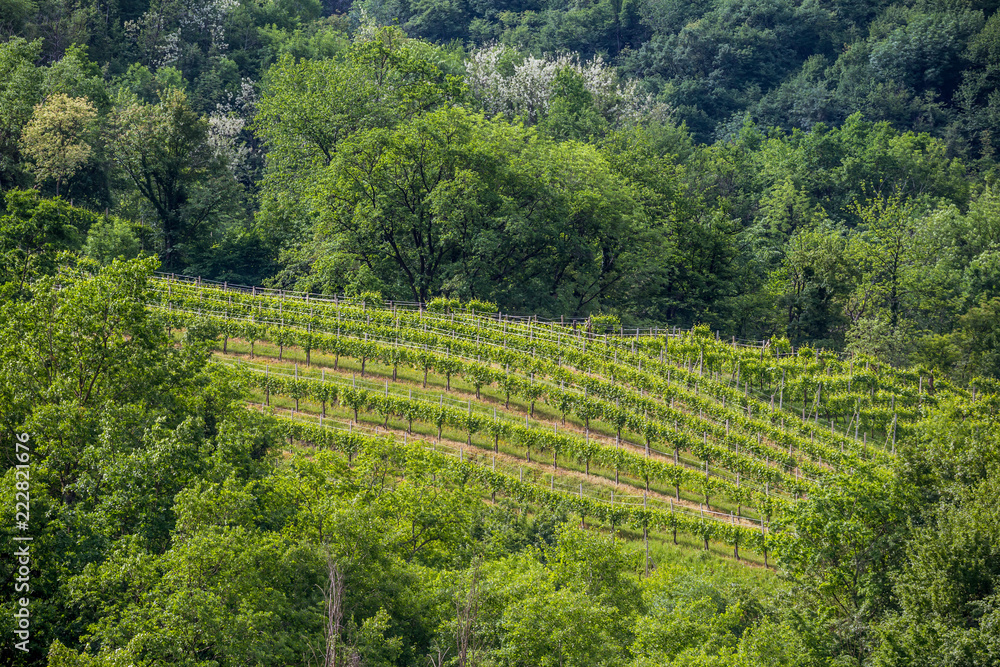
xmin=154 ymin=272 xmax=952 ymax=565
xmin=2 ymin=260 xmax=998 ymax=666
xmin=5 ymin=0 xmax=1000 ymax=663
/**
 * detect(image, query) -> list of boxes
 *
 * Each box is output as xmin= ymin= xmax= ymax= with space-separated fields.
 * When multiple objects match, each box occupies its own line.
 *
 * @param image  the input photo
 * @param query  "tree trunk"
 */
xmin=323 ymin=557 xmax=345 ymax=667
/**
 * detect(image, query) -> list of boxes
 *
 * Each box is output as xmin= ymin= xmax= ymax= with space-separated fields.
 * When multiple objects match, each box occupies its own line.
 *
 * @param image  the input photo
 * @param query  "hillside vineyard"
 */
xmin=153 ymin=273 xmax=955 ymax=563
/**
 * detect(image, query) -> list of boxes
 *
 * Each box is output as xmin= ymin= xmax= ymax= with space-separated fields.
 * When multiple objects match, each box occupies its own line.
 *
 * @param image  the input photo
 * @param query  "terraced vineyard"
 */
xmin=150 ymin=273 xmax=968 ymax=566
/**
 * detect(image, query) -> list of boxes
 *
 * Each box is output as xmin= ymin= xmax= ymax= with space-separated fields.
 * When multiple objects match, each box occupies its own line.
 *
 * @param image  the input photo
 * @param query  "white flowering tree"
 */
xmin=207 ymin=77 xmax=258 ymax=183
xmin=465 ymin=43 xmax=667 ymax=126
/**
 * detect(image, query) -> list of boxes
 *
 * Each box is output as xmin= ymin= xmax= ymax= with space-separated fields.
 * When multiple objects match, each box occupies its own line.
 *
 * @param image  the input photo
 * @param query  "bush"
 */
xmin=428 ymin=296 xmax=462 ymax=313
xmin=466 ymin=299 xmax=497 ymax=314
xmin=588 ymin=314 xmax=620 ymax=332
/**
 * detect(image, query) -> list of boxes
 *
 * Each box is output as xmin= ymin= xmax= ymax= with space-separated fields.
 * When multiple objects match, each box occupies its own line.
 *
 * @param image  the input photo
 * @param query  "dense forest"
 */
xmin=2 ymin=0 xmax=1000 ymax=665
xmin=4 ymin=0 xmax=1000 ymax=376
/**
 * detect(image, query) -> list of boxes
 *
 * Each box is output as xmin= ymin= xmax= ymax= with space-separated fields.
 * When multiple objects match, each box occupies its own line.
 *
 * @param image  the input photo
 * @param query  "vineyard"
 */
xmin=149 ymin=273 xmax=974 ymax=566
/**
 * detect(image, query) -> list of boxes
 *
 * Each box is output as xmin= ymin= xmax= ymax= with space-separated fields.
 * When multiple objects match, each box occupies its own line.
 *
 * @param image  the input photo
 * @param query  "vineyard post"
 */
xmin=553 ymin=424 xmax=558 ymax=470
xmin=643 ymin=492 xmax=649 ymax=577
xmin=736 ymin=473 xmax=741 ymax=517
xmin=732 ymin=512 xmax=739 ymax=561
xmin=891 ymin=413 xmax=897 ymax=455
xmin=223 ymin=293 xmax=230 ymax=353
xmin=762 ymin=521 xmax=768 ymax=568
xmin=670 ymin=499 xmax=677 ymax=544
xmin=704 ymin=460 xmax=710 ymax=507
xmin=779 ymin=370 xmax=784 ymax=410
xmin=610 ymin=490 xmax=615 ymax=539
xmin=700 ymin=505 xmax=709 ymax=551
xmin=815 ymin=383 xmax=822 ymax=424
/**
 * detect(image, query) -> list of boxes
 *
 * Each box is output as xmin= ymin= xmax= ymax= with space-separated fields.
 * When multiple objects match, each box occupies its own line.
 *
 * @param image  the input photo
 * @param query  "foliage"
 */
xmin=4 ymin=3 xmax=1000 ymax=665
xmin=107 ymin=87 xmax=244 ymax=270
xmin=20 ymin=94 xmax=98 ymax=195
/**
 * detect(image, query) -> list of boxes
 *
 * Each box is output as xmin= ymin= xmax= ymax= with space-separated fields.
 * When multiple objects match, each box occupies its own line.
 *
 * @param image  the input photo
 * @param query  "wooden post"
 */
xmin=762 ymin=521 xmax=768 ymax=568
xmin=780 ymin=369 xmax=784 ymax=410
xmin=644 ymin=492 xmax=649 ymax=576
xmin=670 ymin=499 xmax=678 ymax=544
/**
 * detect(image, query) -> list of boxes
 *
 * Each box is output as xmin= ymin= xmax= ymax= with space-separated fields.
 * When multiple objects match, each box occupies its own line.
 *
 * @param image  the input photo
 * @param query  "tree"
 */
xmin=958 ymin=298 xmax=1000 ymax=378
xmin=107 ymin=87 xmax=238 ymax=270
xmin=20 ymin=93 xmax=97 ymax=195
xmin=481 ymin=553 xmax=622 ymax=667
xmin=775 ymin=470 xmax=916 ymax=665
xmin=0 ymin=37 xmax=43 ymax=189
xmin=873 ymin=476 xmax=1000 ymax=667
xmin=838 ymin=196 xmax=922 ymax=362
xmin=254 ymin=26 xmax=464 ymax=251
xmin=82 ymin=215 xmax=145 ymax=265
xmin=777 ymin=225 xmax=854 ymax=347
xmin=313 ymin=104 xmax=642 ymax=312
xmin=0 ymin=189 xmax=95 ymax=288
xmin=539 ymin=67 xmax=609 ymax=141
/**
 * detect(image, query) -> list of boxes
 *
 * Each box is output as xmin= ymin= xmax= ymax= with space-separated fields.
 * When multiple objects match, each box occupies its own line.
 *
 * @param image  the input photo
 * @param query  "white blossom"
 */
xmin=208 ymin=77 xmax=257 ymax=180
xmin=208 ymin=110 xmax=249 ymax=175
xmin=156 ymin=30 xmax=182 ymax=68
xmin=466 ymin=43 xmax=669 ymax=126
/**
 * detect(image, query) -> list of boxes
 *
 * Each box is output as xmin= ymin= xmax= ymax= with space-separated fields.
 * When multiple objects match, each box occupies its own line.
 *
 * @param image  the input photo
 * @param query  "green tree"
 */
xmin=873 ymin=475 xmax=1000 ymax=667
xmin=0 ymin=37 xmax=43 ymax=189
xmin=776 ymin=225 xmax=854 ymax=347
xmin=313 ymin=104 xmax=642 ymax=312
xmin=482 ymin=553 xmax=623 ymax=666
xmin=107 ymin=87 xmax=240 ymax=270
xmin=82 ymin=214 xmax=145 ymax=265
xmin=775 ymin=470 xmax=916 ymax=665
xmin=0 ymin=189 xmax=94 ymax=287
xmin=958 ymin=298 xmax=1000 ymax=378
xmin=254 ymin=26 xmax=464 ymax=251
xmin=539 ymin=67 xmax=608 ymax=142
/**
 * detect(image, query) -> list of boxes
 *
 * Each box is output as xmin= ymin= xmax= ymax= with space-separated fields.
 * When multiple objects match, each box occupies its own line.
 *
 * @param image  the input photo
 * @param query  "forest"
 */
xmin=1 ymin=0 xmax=999 ymax=665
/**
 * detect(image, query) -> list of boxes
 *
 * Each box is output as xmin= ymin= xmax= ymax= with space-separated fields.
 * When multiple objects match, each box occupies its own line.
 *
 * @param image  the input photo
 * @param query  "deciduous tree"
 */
xmin=20 ymin=93 xmax=97 ymax=195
